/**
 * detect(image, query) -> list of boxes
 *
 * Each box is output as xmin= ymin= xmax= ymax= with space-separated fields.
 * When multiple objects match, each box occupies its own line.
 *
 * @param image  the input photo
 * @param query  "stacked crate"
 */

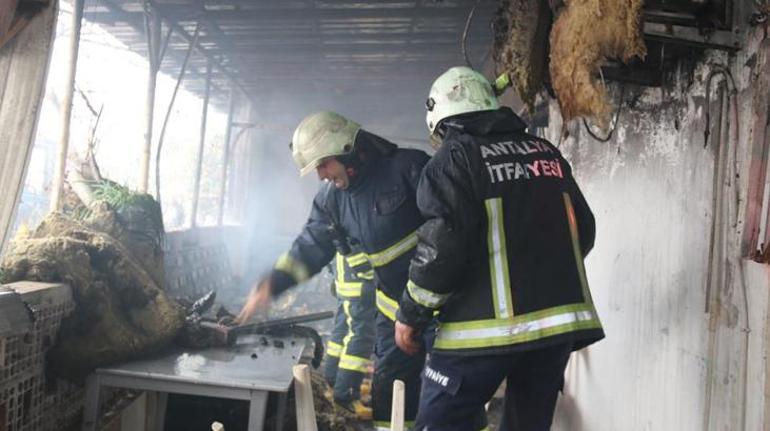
xmin=164 ymin=230 xmax=233 ymax=299
xmin=0 ymin=282 xmax=82 ymax=431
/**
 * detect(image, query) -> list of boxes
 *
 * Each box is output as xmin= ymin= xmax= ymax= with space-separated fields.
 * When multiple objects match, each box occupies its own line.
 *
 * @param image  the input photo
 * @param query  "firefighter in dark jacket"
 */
xmin=395 ymin=66 xmax=605 ymax=431
xmin=236 ymin=111 xmax=431 ymax=429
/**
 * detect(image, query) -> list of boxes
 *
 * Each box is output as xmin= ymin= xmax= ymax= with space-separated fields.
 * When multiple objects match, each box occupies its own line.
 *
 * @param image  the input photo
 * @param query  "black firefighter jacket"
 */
xmin=397 ymin=107 xmax=605 ymax=356
xmin=270 ymin=131 xmax=429 ymax=321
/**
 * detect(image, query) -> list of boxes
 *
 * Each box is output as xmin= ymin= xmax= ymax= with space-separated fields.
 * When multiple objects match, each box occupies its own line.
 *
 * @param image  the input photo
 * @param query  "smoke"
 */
xmin=220 ymin=85 xmax=434 ymax=310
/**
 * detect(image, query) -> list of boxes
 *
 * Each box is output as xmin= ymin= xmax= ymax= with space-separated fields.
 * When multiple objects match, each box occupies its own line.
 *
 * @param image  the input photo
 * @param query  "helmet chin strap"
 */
xmin=429 ymin=133 xmax=443 ymax=150
xmin=430 ymin=118 xmax=469 ymax=150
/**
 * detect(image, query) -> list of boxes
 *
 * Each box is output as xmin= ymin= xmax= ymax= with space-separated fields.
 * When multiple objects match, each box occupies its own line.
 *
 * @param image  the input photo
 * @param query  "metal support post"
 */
xmin=139 ymin=0 xmax=161 ymax=193
xmin=50 ymin=0 xmax=84 ymax=212
xmin=191 ymin=60 xmax=211 ymax=227
xmin=217 ymin=88 xmax=235 ymax=225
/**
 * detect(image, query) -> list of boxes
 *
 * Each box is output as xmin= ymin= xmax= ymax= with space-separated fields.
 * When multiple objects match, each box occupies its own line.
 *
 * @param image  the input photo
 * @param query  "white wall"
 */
xmin=549 ymin=27 xmax=770 ymax=431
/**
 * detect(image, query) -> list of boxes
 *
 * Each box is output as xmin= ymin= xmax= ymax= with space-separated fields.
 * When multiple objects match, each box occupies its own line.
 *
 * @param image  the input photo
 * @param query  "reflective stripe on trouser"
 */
xmin=324 ymin=302 xmax=349 ymax=387
xmin=335 ymin=253 xmax=363 ymax=298
xmin=339 ymin=289 xmax=376 ymax=373
xmin=327 ymin=341 xmax=342 ymax=358
xmin=414 ymin=343 xmax=573 ymax=431
xmin=372 ymin=312 xmax=426 ymax=425
xmin=325 ymin=287 xmax=376 ymax=402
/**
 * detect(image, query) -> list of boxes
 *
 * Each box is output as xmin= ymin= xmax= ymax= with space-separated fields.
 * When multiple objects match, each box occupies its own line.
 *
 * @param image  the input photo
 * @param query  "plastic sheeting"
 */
xmin=0 ymin=1 xmax=55 ymax=257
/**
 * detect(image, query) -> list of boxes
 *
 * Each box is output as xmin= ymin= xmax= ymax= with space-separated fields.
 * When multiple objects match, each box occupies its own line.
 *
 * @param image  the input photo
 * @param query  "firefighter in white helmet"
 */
xmin=237 ymin=111 xmax=431 ymax=429
xmin=395 ymin=66 xmax=605 ymax=430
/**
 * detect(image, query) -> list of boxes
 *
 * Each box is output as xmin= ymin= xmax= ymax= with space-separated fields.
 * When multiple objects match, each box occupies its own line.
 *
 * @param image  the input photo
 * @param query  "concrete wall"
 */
xmin=550 ymin=26 xmax=770 ymax=431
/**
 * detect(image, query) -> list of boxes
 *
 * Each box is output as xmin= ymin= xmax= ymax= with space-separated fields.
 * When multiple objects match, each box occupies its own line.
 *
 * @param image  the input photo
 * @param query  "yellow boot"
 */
xmin=334 ymin=399 xmax=373 ymax=421
xmin=351 ymin=400 xmax=373 ymax=421
xmin=323 ymin=387 xmax=334 ymax=402
xmin=359 ymin=380 xmax=372 ymax=397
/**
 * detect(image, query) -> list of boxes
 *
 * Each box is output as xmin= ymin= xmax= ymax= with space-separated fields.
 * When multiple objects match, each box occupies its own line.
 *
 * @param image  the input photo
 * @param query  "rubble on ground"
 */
xmin=267 ymin=370 xmax=362 ymax=431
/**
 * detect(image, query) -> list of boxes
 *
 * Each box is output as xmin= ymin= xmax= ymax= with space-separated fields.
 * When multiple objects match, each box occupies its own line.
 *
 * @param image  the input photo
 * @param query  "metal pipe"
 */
xmin=190 ymin=60 xmax=211 ymax=227
xmin=145 ymin=0 xmax=253 ymax=106
xmin=221 ymin=125 xmax=254 ymax=223
xmin=139 ymin=2 xmax=161 ymax=193
xmin=50 ymin=0 xmax=85 ymax=212
xmin=217 ymin=89 xmax=236 ymax=226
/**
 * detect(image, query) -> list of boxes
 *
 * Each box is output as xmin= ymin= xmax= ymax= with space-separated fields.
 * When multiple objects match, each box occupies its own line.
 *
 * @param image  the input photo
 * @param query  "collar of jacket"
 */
xmin=442 ymin=106 xmax=528 ymax=137
xmin=345 ymin=131 xmax=398 ymax=194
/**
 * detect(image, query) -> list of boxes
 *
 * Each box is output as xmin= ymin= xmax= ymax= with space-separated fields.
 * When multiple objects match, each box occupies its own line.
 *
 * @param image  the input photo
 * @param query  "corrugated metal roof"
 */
xmin=84 ymin=0 xmax=496 ymax=105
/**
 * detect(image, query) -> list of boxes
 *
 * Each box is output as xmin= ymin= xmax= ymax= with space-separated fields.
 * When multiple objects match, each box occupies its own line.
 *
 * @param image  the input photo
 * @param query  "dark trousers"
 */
xmin=324 ymin=290 xmax=376 ymax=403
xmin=415 ymin=342 xmax=573 ymax=431
xmin=371 ymin=312 xmax=430 ymax=429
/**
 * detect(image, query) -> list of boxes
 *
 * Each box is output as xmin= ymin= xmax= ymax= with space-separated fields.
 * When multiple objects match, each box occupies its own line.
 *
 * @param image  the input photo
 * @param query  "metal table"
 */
xmin=82 ymin=334 xmax=308 ymax=431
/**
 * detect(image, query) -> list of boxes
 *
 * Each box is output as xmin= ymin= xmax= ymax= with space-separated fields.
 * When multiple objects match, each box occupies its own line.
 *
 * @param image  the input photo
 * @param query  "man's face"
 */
xmin=316 ymin=157 xmax=350 ymax=190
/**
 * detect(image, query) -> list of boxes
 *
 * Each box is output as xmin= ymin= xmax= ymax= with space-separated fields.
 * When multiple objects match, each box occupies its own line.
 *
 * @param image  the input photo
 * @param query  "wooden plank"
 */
xmin=292 ymin=364 xmax=318 ymax=431
xmin=0 ymin=0 xmax=57 ymax=256
xmin=390 ymin=380 xmax=405 ymax=431
xmin=119 ymin=392 xmax=147 ymax=431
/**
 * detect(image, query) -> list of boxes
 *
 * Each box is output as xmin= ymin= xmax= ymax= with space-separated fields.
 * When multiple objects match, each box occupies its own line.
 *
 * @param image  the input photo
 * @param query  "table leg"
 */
xmin=82 ymin=374 xmax=101 ymax=431
xmin=246 ymin=391 xmax=268 ymax=431
xmin=274 ymin=392 xmax=288 ymax=431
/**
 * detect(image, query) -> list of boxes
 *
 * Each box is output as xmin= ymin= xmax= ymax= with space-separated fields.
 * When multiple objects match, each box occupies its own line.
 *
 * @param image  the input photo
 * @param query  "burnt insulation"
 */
xmin=549 ymin=0 xmax=647 ymax=130
xmin=492 ymin=0 xmax=553 ymax=112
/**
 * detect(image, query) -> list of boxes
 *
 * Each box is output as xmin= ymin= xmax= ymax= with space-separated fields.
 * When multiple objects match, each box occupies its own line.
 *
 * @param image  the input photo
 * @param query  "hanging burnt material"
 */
xmin=549 ymin=0 xmax=646 ymax=130
xmin=0 ymin=0 xmax=19 ymax=40
xmin=0 ymin=0 xmax=50 ymax=49
xmin=492 ymin=0 xmax=553 ymax=111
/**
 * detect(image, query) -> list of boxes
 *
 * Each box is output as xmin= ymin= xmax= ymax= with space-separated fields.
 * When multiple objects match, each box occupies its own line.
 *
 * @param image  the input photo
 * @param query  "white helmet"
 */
xmin=425 ymin=66 xmax=500 ymax=134
xmin=291 ymin=111 xmax=361 ymax=177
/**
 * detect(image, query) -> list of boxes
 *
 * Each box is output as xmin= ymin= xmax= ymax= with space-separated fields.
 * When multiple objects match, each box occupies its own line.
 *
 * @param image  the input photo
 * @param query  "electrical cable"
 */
xmin=581 ymin=84 xmax=626 ymax=142
xmin=704 ymin=65 xmax=737 ymax=147
xmin=701 ymin=62 xmax=748 ymax=431
xmin=154 ymin=22 xmax=200 ymax=207
xmin=462 ymin=0 xmax=483 ymax=69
